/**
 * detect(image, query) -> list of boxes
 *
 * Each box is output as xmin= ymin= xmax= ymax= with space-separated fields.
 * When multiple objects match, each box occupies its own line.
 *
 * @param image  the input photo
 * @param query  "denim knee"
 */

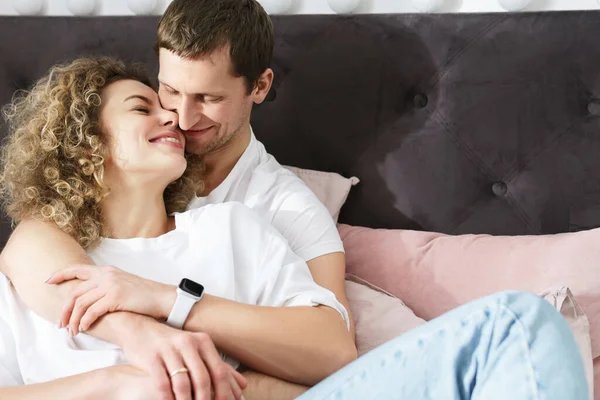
xmin=489 ymin=290 xmax=571 ymax=331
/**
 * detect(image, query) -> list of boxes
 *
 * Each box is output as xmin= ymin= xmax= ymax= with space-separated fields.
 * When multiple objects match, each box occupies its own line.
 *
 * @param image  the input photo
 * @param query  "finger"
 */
xmin=79 ymin=295 xmax=115 ymax=332
xmin=60 ymin=280 xmax=99 ymax=329
xmin=46 ymin=265 xmax=94 ymax=284
xmin=195 ymin=333 xmax=231 ymax=400
xmin=228 ymin=373 xmax=243 ymax=400
xmin=164 ymin=352 xmax=192 ymax=400
xmin=209 ymin=364 xmax=235 ymax=400
xmin=182 ymin=348 xmax=212 ymax=400
xmin=150 ymin=357 xmax=176 ymax=400
xmin=68 ymin=289 xmax=106 ymax=335
xmin=231 ymin=368 xmax=248 ymax=391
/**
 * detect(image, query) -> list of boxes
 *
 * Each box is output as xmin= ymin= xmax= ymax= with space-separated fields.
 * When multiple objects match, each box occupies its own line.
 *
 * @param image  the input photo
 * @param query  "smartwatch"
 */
xmin=166 ymin=278 xmax=205 ymax=329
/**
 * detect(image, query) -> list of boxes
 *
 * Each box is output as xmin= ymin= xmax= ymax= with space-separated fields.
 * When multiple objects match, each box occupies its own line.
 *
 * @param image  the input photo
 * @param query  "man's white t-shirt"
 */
xmin=188 ymin=131 xmax=344 ymax=262
xmin=0 ymin=203 xmax=348 ymax=385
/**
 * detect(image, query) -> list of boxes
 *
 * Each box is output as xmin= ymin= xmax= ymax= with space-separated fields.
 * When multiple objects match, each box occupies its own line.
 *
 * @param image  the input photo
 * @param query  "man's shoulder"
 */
xmin=179 ymin=202 xmax=263 ymax=227
xmin=246 ymin=148 xmax=315 ymax=197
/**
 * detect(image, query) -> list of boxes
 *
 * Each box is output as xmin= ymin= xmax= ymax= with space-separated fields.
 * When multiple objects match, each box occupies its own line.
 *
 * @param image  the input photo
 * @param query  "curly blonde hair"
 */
xmin=0 ymin=57 xmax=204 ymax=249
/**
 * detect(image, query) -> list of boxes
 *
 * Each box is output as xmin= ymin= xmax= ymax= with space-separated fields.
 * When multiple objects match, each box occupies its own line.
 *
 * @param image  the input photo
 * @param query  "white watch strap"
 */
xmin=166 ymin=289 xmax=201 ymax=329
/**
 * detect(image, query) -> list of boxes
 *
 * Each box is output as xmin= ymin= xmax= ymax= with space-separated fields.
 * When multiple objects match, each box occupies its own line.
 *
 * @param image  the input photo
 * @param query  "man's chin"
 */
xmin=185 ymin=144 xmax=210 ymax=156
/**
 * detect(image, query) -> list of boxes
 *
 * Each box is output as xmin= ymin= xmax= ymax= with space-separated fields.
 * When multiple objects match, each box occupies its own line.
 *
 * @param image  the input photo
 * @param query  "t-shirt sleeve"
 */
xmin=266 ymin=178 xmax=344 ymax=262
xmin=231 ymin=204 xmax=349 ymax=329
xmin=0 ymin=276 xmax=23 ymax=387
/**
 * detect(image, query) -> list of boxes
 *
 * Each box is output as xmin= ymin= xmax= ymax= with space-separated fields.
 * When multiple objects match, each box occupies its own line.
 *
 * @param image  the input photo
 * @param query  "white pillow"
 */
xmin=284 ymin=166 xmax=359 ymax=222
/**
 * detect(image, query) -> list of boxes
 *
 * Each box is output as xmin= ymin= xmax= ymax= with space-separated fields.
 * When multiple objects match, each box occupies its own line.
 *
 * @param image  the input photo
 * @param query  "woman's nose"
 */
xmin=162 ymin=110 xmax=179 ymax=127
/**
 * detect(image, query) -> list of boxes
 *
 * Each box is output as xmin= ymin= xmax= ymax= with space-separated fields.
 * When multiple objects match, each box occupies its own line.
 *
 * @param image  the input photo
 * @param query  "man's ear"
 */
xmin=251 ymin=68 xmax=274 ymax=105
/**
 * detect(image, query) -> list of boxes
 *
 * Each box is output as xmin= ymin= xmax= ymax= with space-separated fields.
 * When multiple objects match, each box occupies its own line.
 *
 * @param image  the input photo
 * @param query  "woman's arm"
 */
xmin=52 ymin=205 xmax=357 ymax=386
xmin=0 ymin=365 xmax=152 ymax=400
xmin=0 ymin=219 xmax=245 ymax=400
xmin=51 ymin=263 xmax=356 ymax=387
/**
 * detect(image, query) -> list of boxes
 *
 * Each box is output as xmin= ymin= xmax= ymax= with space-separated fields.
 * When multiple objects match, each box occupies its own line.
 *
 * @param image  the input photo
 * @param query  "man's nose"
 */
xmin=178 ymin=100 xmax=201 ymax=131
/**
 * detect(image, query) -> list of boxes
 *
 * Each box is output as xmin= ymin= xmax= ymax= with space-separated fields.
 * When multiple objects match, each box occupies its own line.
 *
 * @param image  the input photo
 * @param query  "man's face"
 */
xmin=157 ymin=48 xmax=253 ymax=156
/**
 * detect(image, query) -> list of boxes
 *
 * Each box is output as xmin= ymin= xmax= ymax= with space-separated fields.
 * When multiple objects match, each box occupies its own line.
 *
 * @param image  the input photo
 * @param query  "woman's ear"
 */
xmin=251 ymin=68 xmax=274 ymax=105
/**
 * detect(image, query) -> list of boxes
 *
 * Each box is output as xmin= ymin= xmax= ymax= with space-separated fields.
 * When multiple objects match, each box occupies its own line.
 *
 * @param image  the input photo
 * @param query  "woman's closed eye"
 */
xmin=132 ymin=106 xmax=149 ymax=114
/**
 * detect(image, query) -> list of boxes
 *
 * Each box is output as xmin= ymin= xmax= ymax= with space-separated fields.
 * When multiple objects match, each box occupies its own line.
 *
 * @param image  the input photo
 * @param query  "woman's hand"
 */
xmin=107 ymin=365 xmax=163 ymax=400
xmin=46 ymin=264 xmax=175 ymax=335
xmin=116 ymin=322 xmax=248 ymax=400
xmin=108 ymin=359 xmax=247 ymax=400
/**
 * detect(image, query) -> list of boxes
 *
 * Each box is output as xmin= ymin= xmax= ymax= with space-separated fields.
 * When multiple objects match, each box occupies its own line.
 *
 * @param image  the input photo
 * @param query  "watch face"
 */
xmin=179 ymin=278 xmax=204 ymax=297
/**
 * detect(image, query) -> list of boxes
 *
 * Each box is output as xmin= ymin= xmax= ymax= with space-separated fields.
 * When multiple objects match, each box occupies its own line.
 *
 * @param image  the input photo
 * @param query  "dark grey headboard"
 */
xmin=1 ymin=12 xmax=600 ymax=248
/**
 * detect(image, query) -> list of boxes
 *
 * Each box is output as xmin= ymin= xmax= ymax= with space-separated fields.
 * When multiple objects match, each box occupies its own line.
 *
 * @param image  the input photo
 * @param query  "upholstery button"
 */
xmin=492 ymin=182 xmax=507 ymax=196
xmin=413 ymin=93 xmax=428 ymax=108
xmin=588 ymin=100 xmax=600 ymax=115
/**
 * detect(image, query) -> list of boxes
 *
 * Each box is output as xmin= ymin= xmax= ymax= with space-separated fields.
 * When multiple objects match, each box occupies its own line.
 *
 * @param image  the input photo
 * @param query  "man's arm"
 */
xmin=167 ymin=294 xmax=355 ymax=386
xmin=241 ymin=370 xmax=308 ymax=400
xmin=306 ymin=252 xmax=356 ymax=342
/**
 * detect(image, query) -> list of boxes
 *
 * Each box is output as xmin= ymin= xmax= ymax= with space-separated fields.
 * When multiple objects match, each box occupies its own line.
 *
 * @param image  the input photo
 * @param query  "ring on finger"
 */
xmin=169 ymin=367 xmax=189 ymax=378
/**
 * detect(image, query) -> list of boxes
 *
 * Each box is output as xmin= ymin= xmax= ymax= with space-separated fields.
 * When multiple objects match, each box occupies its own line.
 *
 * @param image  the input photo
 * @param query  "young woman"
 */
xmin=0 ymin=57 xmax=351 ymax=400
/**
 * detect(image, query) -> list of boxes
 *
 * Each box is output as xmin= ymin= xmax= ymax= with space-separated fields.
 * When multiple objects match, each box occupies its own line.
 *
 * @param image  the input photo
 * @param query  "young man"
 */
xmin=0 ymin=1 xmax=356 ymax=399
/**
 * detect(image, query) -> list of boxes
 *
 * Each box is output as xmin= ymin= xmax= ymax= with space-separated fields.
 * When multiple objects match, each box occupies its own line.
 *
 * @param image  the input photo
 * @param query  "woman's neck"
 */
xmin=100 ymin=184 xmax=173 ymax=239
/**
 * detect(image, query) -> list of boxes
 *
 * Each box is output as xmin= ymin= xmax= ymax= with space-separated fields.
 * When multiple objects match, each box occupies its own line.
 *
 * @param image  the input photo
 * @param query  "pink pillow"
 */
xmin=338 ymin=224 xmax=600 ymax=360
xmin=284 ymin=166 xmax=359 ymax=222
xmin=345 ymin=274 xmax=426 ymax=356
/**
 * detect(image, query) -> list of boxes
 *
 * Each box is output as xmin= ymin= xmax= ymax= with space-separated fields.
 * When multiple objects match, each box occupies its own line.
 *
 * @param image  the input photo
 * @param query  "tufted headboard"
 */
xmin=1 ymin=12 xmax=600 ymax=248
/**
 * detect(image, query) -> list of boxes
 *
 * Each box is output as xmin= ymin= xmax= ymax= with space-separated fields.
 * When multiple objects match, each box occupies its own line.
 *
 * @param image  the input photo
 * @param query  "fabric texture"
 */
xmin=0 ymin=203 xmax=348 ymax=384
xmin=539 ymin=286 xmax=593 ymax=399
xmin=298 ymin=291 xmax=588 ymax=400
xmin=187 ymin=131 xmax=344 ymax=262
xmin=338 ymin=224 xmax=600 ymax=361
xmin=284 ymin=166 xmax=358 ymax=222
xmin=0 ymin=293 xmax=21 ymax=387
xmin=345 ymin=275 xmax=426 ymax=357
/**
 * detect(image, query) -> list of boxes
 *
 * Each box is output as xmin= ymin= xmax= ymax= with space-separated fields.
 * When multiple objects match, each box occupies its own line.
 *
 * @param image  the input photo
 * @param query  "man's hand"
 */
xmin=46 ymin=264 xmax=175 ymax=334
xmin=115 ymin=316 xmax=247 ymax=400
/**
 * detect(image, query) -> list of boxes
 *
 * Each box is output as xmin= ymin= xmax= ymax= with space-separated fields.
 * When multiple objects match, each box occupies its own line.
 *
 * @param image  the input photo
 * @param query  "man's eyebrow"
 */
xmin=123 ymin=94 xmax=152 ymax=104
xmin=158 ymin=80 xmax=222 ymax=98
xmin=158 ymin=80 xmax=177 ymax=91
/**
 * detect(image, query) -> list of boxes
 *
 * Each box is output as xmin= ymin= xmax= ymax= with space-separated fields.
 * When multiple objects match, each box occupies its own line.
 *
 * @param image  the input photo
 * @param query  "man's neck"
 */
xmin=100 ymin=182 xmax=172 ymax=239
xmin=200 ymin=125 xmax=252 ymax=196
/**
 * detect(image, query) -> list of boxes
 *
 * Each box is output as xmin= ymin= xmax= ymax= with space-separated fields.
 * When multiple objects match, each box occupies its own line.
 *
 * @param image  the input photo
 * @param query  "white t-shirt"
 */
xmin=0 ymin=203 xmax=348 ymax=386
xmin=188 ymin=131 xmax=344 ymax=262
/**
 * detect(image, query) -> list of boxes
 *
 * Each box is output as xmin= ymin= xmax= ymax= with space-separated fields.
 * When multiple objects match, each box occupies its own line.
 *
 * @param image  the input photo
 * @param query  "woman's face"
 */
xmin=99 ymin=79 xmax=186 ymax=188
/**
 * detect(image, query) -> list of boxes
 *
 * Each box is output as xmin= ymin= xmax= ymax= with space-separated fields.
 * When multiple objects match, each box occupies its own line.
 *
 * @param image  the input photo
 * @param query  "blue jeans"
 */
xmin=299 ymin=291 xmax=588 ymax=400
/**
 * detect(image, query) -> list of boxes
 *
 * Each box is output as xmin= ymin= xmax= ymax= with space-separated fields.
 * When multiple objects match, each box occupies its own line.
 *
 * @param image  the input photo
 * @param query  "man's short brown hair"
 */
xmin=156 ymin=0 xmax=274 ymax=93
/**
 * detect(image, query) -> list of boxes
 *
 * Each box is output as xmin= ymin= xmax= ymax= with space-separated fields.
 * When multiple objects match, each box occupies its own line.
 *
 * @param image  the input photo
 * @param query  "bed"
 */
xmin=1 ymin=11 xmax=600 ymax=397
